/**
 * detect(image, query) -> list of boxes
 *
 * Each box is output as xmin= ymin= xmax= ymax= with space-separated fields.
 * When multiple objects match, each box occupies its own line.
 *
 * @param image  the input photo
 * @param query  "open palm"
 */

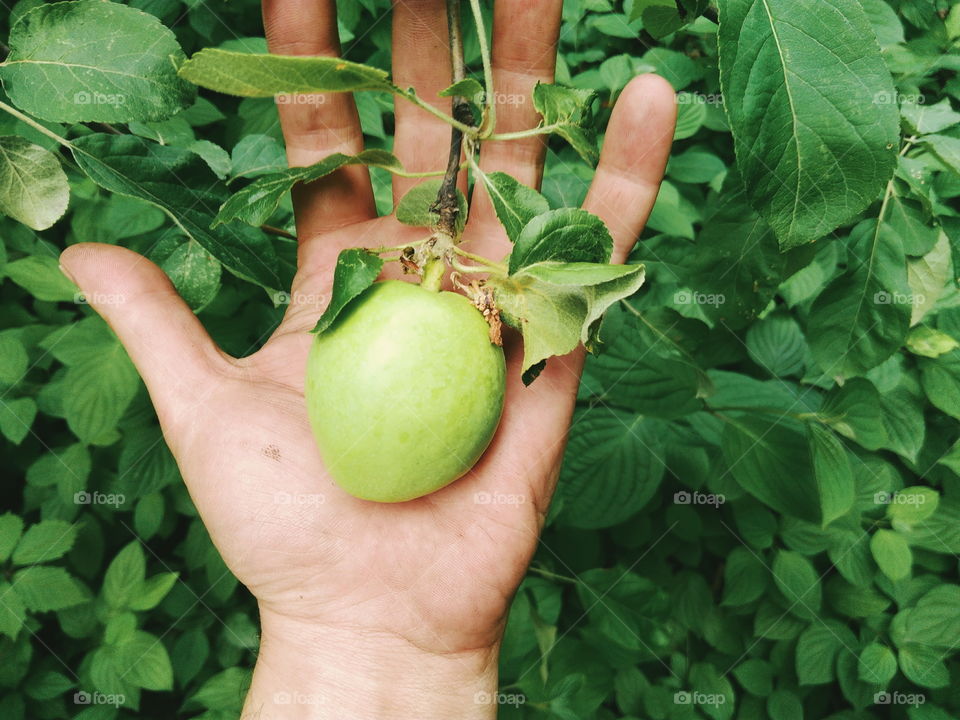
xmin=61 ymin=0 xmax=675 ymax=682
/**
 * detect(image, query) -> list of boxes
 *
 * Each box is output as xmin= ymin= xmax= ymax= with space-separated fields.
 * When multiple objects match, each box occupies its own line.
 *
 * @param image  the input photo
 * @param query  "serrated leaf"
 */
xmin=311 ymin=249 xmax=384 ymax=334
xmin=229 ymin=134 xmax=286 ymax=180
xmin=159 ymin=240 xmax=221 ymax=311
xmin=0 ymin=136 xmax=69 ymax=230
xmin=216 ymin=149 xmax=403 ymax=227
xmin=128 ymin=573 xmax=178 ymax=612
xmin=532 ymin=83 xmax=599 ymax=165
xmin=490 ymin=261 xmax=645 ymax=377
xmin=395 ymin=178 xmax=468 ymax=234
xmin=12 ymin=566 xmax=86 ymax=611
xmin=476 ymin=171 xmax=549 ymax=244
xmin=0 ymin=335 xmax=28 ymax=388
xmin=509 ymin=208 xmax=613 ymax=273
xmin=63 ymin=343 xmax=139 ymax=445
xmin=179 ymin=48 xmax=392 ymax=96
xmin=558 ymin=408 xmax=665 ymax=529
xmin=0 ymin=0 xmax=194 ymax=122
xmin=717 ymin=0 xmax=899 ymax=248
xmin=0 ymin=397 xmax=37 ymax=445
xmin=12 ymin=520 xmax=77 ymax=565
xmin=71 ymin=134 xmax=283 ymax=292
xmin=0 ymin=581 xmax=25 ymax=640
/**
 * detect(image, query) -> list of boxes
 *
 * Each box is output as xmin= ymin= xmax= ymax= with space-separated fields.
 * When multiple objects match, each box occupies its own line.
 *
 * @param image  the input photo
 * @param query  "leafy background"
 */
xmin=0 ymin=0 xmax=959 ymax=718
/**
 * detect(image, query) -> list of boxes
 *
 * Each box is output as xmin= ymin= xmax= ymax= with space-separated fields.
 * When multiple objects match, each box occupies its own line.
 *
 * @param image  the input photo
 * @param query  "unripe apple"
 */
xmin=305 ymin=280 xmax=506 ymax=502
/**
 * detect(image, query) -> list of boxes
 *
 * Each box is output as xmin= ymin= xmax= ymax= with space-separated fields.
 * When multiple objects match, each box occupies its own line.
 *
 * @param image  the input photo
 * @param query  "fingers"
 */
xmin=477 ymin=0 xmax=563 ymax=187
xmin=263 ymin=0 xmax=375 ymax=236
xmin=391 ymin=0 xmax=458 ymax=202
xmin=59 ymin=243 xmax=230 ymax=445
xmin=583 ymin=75 xmax=677 ymax=263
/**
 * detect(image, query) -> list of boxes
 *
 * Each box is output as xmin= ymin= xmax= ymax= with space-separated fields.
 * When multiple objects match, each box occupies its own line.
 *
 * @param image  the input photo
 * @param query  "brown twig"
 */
xmin=260 ymin=224 xmax=296 ymax=240
xmin=431 ymin=0 xmax=473 ymax=241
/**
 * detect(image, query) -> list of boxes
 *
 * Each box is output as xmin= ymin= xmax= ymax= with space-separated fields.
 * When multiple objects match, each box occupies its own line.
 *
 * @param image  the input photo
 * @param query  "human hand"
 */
xmin=59 ymin=0 xmax=675 ymax=716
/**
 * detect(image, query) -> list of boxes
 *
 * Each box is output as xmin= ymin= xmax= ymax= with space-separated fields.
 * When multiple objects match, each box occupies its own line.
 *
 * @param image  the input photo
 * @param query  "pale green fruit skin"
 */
xmin=305 ymin=280 xmax=506 ymax=502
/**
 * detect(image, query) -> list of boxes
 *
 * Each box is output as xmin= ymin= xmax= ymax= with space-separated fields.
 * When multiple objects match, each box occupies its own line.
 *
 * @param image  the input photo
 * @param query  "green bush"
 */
xmin=0 ymin=0 xmax=959 ymax=718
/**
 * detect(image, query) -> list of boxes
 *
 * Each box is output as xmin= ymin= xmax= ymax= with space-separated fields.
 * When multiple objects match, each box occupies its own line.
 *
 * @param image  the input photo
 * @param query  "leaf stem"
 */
xmin=528 ymin=566 xmax=578 ymax=585
xmin=392 ymin=85 xmax=474 ymax=135
xmin=486 ymin=123 xmax=558 ymax=141
xmin=0 ymin=100 xmax=73 ymax=149
xmin=468 ymin=0 xmax=496 ymax=137
xmin=451 ymin=246 xmax=507 ymax=273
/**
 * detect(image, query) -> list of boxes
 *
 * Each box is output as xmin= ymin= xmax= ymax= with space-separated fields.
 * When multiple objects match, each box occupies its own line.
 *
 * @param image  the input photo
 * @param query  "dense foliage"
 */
xmin=0 ymin=0 xmax=958 ymax=718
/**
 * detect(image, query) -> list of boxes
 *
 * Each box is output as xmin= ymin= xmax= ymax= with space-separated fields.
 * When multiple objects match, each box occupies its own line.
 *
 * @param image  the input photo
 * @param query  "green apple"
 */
xmin=305 ymin=280 xmax=506 ymax=502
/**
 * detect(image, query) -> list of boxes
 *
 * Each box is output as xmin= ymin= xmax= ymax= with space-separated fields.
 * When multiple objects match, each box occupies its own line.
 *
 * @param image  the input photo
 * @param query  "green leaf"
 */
xmin=395 ymin=178 xmax=468 ymax=234
xmin=0 ymin=136 xmax=69 ymax=231
xmin=230 ymin=134 xmax=286 ymax=179
xmin=819 ymin=378 xmax=887 ymax=450
xmin=509 ymin=208 xmax=613 ymax=273
xmin=178 ymin=48 xmax=393 ymax=96
xmin=11 ymin=566 xmax=86 ymax=611
xmin=118 ymin=631 xmax=173 ymax=690
xmin=189 ymin=667 xmax=251 ymax=713
xmin=907 ymin=327 xmax=959 ymax=358
xmin=886 ymin=195 xmax=939 ymax=256
xmin=857 ymin=643 xmax=897 ymax=684
xmin=103 ymin=542 xmax=146 ymax=609
xmin=898 ymin=644 xmax=949 ymax=689
xmin=159 ymin=240 xmax=221 ymax=312
xmin=4 ymin=254 xmax=77 ymax=302
xmin=216 ymin=149 xmax=404 ymax=227
xmin=721 ymin=416 xmax=819 ymax=523
xmin=532 ymin=83 xmax=599 ymax=165
xmin=921 ymin=134 xmax=960 ymax=175
xmin=439 ymin=77 xmax=484 ymax=100
xmin=732 ymin=658 xmax=773 ymax=697
xmin=870 ymin=529 xmax=912 ymax=581
xmin=721 ymin=547 xmax=768 ymax=607
xmin=772 ymin=550 xmax=821 ymax=619
xmin=807 ymin=220 xmax=911 ymax=377
xmin=796 ymin=620 xmax=854 ymax=685
xmin=63 ymin=343 xmax=139 ymax=445
xmin=0 ymin=582 xmax=25 ymax=640
xmin=12 ymin=520 xmax=77 ymax=566
xmin=886 ymin=486 xmax=939 ymax=531
xmin=717 ymin=0 xmax=899 ymax=248
xmin=890 ymin=585 xmax=960 ymax=649
xmin=766 ymin=689 xmax=803 ymax=720
xmin=919 ymin=350 xmax=960 ymax=420
xmin=311 ymin=249 xmax=384 ymax=334
xmin=902 ymin=98 xmax=960 ymax=134
xmin=809 ymin=424 xmax=855 ymax=527
xmin=476 ymin=171 xmax=549 ymax=244
xmin=0 ymin=0 xmax=194 ymax=122
xmin=745 ymin=314 xmax=805 ymax=377
xmin=0 ymin=514 xmax=24 ymax=563
xmin=0 ymin=335 xmax=28 ymax=388
xmin=71 ymin=134 xmax=283 ymax=292
xmin=557 ymin=408 xmax=665 ymax=529
xmin=0 ymin=397 xmax=37 ymax=445
xmin=128 ymin=573 xmax=178 ymax=612
xmin=490 ymin=261 xmax=646 ymax=378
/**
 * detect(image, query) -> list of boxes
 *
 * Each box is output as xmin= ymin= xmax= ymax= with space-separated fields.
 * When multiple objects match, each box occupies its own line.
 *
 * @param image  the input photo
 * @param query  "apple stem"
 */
xmin=421 ymin=259 xmax=445 ymax=292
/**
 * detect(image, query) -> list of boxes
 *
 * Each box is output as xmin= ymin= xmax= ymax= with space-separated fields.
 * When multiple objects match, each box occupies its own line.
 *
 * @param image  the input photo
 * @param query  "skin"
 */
xmin=305 ymin=281 xmax=506 ymax=502
xmin=59 ymin=1 xmax=676 ymax=717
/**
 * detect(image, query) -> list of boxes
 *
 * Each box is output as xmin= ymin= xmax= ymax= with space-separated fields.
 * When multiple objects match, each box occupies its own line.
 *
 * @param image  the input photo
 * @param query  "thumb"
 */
xmin=59 ymin=242 xmax=230 ymax=437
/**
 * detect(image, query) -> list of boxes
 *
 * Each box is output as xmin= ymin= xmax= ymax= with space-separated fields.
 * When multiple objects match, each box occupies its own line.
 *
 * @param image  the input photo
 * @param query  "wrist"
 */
xmin=243 ymin=608 xmax=501 ymax=719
